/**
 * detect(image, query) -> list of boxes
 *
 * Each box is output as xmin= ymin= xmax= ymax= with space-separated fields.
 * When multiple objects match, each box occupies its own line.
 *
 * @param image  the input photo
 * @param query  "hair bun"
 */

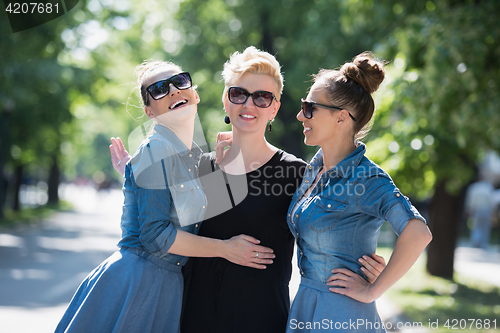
xmin=340 ymin=52 xmax=385 ymax=94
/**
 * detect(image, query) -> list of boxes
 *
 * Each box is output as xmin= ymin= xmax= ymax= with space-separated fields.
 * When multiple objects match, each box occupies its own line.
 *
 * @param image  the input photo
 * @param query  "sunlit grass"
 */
xmin=378 ymin=247 xmax=500 ymax=332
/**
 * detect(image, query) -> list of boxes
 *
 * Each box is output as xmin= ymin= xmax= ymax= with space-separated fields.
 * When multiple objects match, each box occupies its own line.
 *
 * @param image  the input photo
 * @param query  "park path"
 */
xmin=0 ymin=184 xmax=498 ymax=332
xmin=0 ymin=184 xmax=123 ymax=333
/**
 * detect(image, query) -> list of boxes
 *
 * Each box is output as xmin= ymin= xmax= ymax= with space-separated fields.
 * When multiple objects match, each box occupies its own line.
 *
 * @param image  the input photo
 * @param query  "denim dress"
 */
xmin=286 ymin=143 xmax=425 ymax=333
xmin=55 ymin=125 xmax=207 ymax=333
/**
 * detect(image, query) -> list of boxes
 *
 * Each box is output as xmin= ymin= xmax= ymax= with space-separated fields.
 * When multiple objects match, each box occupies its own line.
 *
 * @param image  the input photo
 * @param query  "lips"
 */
xmin=169 ymin=99 xmax=188 ymax=110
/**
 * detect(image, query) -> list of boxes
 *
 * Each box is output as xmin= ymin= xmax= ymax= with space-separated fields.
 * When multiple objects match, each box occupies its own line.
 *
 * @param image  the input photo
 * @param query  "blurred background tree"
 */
xmin=1 ymin=0 xmax=499 ymax=280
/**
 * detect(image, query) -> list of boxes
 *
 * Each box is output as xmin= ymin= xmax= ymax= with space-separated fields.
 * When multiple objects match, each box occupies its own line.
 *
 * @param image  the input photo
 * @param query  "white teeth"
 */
xmin=170 ymin=99 xmax=187 ymax=109
xmin=304 ymin=127 xmax=311 ymax=130
xmin=241 ymin=114 xmax=256 ymax=118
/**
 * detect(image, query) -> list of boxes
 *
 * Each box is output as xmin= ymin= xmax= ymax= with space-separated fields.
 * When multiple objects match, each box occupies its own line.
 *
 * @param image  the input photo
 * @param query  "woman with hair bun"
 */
xmin=287 ymin=52 xmax=432 ymax=332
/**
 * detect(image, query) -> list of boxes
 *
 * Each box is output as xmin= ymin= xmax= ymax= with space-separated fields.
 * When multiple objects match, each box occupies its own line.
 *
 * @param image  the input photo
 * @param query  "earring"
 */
xmin=224 ymin=115 xmax=231 ymax=124
xmin=268 ymin=118 xmax=275 ymax=133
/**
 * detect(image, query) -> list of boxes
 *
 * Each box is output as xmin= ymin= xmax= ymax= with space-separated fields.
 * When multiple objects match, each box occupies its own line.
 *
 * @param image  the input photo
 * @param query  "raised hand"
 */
xmin=109 ymin=137 xmax=131 ymax=177
xmin=214 ymin=131 xmax=233 ymax=164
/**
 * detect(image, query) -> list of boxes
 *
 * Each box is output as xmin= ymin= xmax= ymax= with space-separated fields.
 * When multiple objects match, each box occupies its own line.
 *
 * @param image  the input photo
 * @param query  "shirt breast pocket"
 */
xmin=306 ymin=197 xmax=349 ymax=233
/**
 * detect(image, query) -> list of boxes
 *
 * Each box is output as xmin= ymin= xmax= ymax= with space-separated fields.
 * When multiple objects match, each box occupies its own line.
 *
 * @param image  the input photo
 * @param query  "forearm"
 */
xmin=369 ymin=219 xmax=432 ymax=299
xmin=168 ymin=230 xmax=226 ymax=258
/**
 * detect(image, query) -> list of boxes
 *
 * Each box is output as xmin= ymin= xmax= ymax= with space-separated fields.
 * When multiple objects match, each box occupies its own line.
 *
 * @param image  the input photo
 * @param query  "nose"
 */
xmin=242 ymin=95 xmax=255 ymax=108
xmin=169 ymin=83 xmax=181 ymax=96
xmin=296 ymin=109 xmax=305 ymax=121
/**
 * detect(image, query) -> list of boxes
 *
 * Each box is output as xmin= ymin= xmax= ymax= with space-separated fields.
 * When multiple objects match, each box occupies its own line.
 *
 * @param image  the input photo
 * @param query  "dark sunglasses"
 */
xmin=228 ymin=87 xmax=277 ymax=108
xmin=146 ymin=72 xmax=192 ymax=101
xmin=301 ymin=99 xmax=357 ymax=121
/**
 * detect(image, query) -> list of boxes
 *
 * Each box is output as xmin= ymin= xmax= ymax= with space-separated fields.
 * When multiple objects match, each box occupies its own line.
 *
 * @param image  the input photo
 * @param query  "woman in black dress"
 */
xmin=180 ymin=46 xmax=385 ymax=333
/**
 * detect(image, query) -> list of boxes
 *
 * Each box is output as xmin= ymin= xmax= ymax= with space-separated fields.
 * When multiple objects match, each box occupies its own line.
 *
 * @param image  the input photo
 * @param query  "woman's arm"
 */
xmin=327 ymin=219 xmax=432 ymax=303
xmin=169 ymin=231 xmax=275 ymax=269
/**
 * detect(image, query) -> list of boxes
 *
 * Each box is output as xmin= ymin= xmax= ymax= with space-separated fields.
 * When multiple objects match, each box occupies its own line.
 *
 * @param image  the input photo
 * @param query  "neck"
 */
xmin=320 ymin=135 xmax=357 ymax=171
xmin=160 ymin=116 xmax=195 ymax=150
xmin=222 ymin=127 xmax=276 ymax=173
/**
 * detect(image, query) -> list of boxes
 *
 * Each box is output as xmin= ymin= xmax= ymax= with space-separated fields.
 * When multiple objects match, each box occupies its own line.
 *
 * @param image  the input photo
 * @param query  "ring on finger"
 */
xmin=255 ymin=252 xmax=259 ymax=258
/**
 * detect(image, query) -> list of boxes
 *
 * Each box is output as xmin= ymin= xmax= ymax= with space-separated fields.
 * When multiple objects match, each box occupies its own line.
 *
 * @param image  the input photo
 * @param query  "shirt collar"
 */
xmin=154 ymin=124 xmax=203 ymax=159
xmin=309 ymin=142 xmax=366 ymax=178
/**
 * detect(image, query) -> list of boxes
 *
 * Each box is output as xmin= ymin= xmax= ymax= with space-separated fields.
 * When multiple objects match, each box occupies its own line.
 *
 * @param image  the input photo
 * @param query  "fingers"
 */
xmin=217 ymin=131 xmax=233 ymax=143
xmin=214 ymin=140 xmax=232 ymax=164
xmin=371 ymin=253 xmax=387 ymax=268
xmin=237 ymin=234 xmax=261 ymax=244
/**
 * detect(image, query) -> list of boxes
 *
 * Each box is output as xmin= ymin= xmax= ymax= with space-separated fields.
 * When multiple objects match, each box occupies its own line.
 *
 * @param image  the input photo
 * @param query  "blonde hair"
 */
xmin=222 ymin=46 xmax=283 ymax=102
xmin=135 ymin=60 xmax=183 ymax=106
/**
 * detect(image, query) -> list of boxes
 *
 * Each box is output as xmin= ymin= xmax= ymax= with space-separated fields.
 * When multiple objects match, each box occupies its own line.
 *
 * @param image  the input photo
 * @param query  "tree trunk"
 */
xmin=426 ymin=179 xmax=462 ymax=279
xmin=13 ymin=164 xmax=23 ymax=211
xmin=48 ymin=155 xmax=60 ymax=205
xmin=0 ymin=108 xmax=11 ymax=218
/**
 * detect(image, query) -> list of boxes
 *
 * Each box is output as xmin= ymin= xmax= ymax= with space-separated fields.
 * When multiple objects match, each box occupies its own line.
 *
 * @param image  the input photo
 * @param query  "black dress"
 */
xmin=181 ymin=150 xmax=305 ymax=333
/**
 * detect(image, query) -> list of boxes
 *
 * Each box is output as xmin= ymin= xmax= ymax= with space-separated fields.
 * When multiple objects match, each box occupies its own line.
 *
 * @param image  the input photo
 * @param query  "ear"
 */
xmin=194 ymin=91 xmax=201 ymax=104
xmin=271 ymin=99 xmax=281 ymax=119
xmin=337 ymin=110 xmax=347 ymax=124
xmin=145 ymin=107 xmax=154 ymax=120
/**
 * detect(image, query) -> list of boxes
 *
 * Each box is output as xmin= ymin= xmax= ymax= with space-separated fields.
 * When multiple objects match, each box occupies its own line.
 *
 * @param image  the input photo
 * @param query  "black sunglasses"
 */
xmin=228 ymin=87 xmax=277 ymax=108
xmin=146 ymin=72 xmax=192 ymax=101
xmin=301 ymin=99 xmax=357 ymax=121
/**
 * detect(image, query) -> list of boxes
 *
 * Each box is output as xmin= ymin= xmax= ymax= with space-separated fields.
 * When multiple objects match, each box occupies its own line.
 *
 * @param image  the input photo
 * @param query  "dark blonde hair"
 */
xmin=135 ymin=60 xmax=183 ymax=106
xmin=222 ymin=46 xmax=284 ymax=102
xmin=313 ymin=52 xmax=386 ymax=141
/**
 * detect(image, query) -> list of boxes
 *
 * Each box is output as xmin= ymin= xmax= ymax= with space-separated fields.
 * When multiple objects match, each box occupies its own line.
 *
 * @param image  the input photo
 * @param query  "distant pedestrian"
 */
xmin=465 ymin=179 xmax=495 ymax=249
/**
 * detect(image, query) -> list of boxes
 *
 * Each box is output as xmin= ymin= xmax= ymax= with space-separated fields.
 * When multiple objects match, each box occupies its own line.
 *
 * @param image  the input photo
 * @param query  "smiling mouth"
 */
xmin=169 ymin=99 xmax=188 ymax=110
xmin=240 ymin=114 xmax=256 ymax=119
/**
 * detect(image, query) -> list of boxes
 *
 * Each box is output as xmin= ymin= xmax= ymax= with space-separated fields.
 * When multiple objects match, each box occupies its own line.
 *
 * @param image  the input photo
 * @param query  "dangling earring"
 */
xmin=224 ymin=115 xmax=230 ymax=124
xmin=268 ymin=118 xmax=275 ymax=133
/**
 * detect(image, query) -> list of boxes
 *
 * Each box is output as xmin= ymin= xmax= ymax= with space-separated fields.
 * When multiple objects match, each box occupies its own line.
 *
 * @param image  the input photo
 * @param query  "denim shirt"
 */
xmin=287 ymin=143 xmax=426 ymax=284
xmin=118 ymin=124 xmax=207 ymax=266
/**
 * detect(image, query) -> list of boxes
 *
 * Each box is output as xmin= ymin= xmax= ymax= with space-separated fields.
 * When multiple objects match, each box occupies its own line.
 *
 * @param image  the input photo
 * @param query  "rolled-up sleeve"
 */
xmin=131 ymin=141 xmax=178 ymax=253
xmin=359 ymin=173 xmax=426 ymax=235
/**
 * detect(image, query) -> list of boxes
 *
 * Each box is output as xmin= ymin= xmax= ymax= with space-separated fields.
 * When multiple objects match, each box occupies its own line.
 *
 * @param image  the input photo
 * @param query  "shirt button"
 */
xmin=305 ymin=180 xmax=309 ymax=183
xmin=396 ymin=193 xmax=400 ymax=197
xmin=189 ymin=153 xmax=192 ymax=157
xmin=295 ymin=214 xmax=298 ymax=218
xmin=327 ymin=204 xmax=331 ymax=208
xmin=180 ymin=184 xmax=184 ymax=188
xmin=203 ymin=206 xmax=206 ymax=209
xmin=197 ymin=186 xmax=200 ymax=189
xmin=177 ymin=262 xmax=180 ymax=265
xmin=309 ymin=166 xmax=312 ymax=169
xmin=188 ymin=168 xmax=192 ymax=172
xmin=195 ymin=224 xmax=199 ymax=228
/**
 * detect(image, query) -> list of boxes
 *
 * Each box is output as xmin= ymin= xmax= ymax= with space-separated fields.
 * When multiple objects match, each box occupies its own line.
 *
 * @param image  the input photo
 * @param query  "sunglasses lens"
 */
xmin=253 ymin=91 xmax=274 ymax=108
xmin=300 ymin=101 xmax=311 ymax=118
xmin=172 ymin=73 xmax=192 ymax=90
xmin=229 ymin=87 xmax=248 ymax=104
xmin=149 ymin=81 xmax=170 ymax=100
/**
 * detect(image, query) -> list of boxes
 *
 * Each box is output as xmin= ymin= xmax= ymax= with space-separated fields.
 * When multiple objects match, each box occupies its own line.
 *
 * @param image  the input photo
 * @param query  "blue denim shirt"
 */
xmin=118 ymin=124 xmax=207 ymax=266
xmin=287 ymin=143 xmax=426 ymax=283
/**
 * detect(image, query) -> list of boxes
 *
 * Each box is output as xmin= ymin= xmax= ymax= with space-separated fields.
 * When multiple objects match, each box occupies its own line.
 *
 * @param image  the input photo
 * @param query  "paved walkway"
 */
xmin=0 ymin=185 xmax=499 ymax=332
